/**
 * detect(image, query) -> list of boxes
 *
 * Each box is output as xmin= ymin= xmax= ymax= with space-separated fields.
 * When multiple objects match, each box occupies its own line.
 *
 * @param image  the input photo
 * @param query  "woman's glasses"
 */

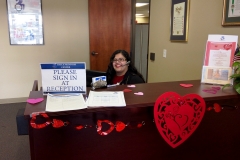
xmin=112 ymin=58 xmax=126 ymax=63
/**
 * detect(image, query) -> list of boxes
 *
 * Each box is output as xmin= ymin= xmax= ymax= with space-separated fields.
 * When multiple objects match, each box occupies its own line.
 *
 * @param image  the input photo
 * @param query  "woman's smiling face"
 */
xmin=112 ymin=53 xmax=128 ymax=76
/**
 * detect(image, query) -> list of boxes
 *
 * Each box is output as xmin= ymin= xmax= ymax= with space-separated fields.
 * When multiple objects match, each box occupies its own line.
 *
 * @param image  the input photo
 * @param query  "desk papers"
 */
xmin=86 ymin=91 xmax=126 ymax=107
xmin=46 ymin=94 xmax=87 ymax=112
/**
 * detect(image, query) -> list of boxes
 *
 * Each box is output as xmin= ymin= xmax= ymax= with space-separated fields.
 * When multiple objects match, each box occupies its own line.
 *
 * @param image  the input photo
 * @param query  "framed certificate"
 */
xmin=222 ymin=0 xmax=240 ymax=26
xmin=170 ymin=0 xmax=190 ymax=42
xmin=6 ymin=0 xmax=44 ymax=45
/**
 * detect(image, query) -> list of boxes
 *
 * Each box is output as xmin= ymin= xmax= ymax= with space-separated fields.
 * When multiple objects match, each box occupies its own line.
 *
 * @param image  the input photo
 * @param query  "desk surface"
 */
xmin=25 ymin=80 xmax=240 ymax=160
xmin=24 ymin=80 xmax=239 ymax=116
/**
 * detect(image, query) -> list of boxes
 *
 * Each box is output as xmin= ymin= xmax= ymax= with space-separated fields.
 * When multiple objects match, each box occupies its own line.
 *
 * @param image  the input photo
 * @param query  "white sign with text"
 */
xmin=40 ymin=62 xmax=86 ymax=95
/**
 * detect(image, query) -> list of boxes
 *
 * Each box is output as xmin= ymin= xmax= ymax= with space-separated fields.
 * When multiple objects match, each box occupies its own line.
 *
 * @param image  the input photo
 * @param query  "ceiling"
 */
xmin=136 ymin=0 xmax=149 ymax=18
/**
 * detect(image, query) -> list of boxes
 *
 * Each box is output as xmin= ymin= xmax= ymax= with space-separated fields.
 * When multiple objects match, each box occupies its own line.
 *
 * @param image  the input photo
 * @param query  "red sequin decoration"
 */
xmin=75 ymin=125 xmax=84 ymax=130
xmin=30 ymin=113 xmax=51 ymax=129
xmin=52 ymin=119 xmax=68 ymax=128
xmin=127 ymin=121 xmax=143 ymax=129
xmin=207 ymin=107 xmax=213 ymax=111
xmin=97 ymin=120 xmax=114 ymax=135
xmin=214 ymin=103 xmax=222 ymax=112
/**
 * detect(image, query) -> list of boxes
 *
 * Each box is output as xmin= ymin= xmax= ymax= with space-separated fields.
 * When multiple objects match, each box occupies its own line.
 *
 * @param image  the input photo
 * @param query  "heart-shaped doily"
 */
xmin=27 ymin=98 xmax=44 ymax=104
xmin=154 ymin=92 xmax=206 ymax=148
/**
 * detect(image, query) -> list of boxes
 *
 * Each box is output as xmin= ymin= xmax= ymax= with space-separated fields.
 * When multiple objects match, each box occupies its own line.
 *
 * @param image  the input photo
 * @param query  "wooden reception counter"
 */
xmin=24 ymin=80 xmax=240 ymax=160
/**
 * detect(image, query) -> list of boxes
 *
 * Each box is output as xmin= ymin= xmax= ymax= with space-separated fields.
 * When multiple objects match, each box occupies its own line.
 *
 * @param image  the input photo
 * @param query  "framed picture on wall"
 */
xmin=222 ymin=0 xmax=240 ymax=26
xmin=170 ymin=0 xmax=190 ymax=42
xmin=6 ymin=0 xmax=44 ymax=45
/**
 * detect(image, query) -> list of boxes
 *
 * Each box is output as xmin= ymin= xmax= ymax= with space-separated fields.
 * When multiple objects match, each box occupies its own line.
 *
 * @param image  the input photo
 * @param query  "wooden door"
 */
xmin=89 ymin=0 xmax=132 ymax=71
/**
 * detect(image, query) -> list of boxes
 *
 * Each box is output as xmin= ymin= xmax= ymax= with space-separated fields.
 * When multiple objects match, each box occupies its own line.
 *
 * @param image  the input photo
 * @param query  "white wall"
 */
xmin=0 ymin=0 xmax=89 ymax=103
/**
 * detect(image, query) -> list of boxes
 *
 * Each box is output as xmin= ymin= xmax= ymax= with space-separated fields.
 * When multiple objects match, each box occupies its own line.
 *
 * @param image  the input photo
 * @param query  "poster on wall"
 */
xmin=170 ymin=0 xmax=190 ymax=41
xmin=6 ymin=0 xmax=44 ymax=45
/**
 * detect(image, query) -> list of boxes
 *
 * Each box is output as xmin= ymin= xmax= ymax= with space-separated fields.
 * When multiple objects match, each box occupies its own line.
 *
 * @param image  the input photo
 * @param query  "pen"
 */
xmin=107 ymin=84 xmax=117 ymax=88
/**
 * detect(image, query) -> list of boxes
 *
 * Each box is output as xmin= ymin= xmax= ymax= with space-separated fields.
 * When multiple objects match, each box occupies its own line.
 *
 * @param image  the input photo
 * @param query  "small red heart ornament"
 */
xmin=27 ymin=98 xmax=44 ymax=104
xmin=180 ymin=84 xmax=193 ymax=88
xmin=115 ymin=121 xmax=126 ymax=132
xmin=123 ymin=89 xmax=132 ymax=92
xmin=154 ymin=92 xmax=206 ymax=148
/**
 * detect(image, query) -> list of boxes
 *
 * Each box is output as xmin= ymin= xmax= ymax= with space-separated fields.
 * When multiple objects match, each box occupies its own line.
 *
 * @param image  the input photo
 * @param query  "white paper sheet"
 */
xmin=86 ymin=91 xmax=126 ymax=107
xmin=46 ymin=94 xmax=87 ymax=112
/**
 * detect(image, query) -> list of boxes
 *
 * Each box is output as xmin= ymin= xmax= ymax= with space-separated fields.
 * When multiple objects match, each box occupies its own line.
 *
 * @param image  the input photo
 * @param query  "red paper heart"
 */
xmin=27 ymin=98 xmax=44 ymax=104
xmin=154 ymin=92 xmax=206 ymax=148
xmin=123 ymin=89 xmax=132 ymax=92
xmin=180 ymin=84 xmax=193 ymax=88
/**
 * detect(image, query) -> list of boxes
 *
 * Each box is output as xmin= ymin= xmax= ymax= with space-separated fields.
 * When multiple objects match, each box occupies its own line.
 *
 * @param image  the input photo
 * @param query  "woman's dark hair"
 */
xmin=106 ymin=49 xmax=145 ymax=84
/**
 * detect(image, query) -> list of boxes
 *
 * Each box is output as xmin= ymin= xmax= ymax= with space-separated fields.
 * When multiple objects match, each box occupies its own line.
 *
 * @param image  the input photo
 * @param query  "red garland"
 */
xmin=30 ymin=113 xmax=69 ymax=129
xmin=75 ymin=120 xmax=144 ymax=135
xmin=30 ymin=102 xmax=222 ymax=134
xmin=207 ymin=103 xmax=222 ymax=112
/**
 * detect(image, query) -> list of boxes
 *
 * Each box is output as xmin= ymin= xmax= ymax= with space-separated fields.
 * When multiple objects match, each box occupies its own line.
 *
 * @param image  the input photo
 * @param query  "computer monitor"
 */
xmin=86 ymin=69 xmax=106 ymax=87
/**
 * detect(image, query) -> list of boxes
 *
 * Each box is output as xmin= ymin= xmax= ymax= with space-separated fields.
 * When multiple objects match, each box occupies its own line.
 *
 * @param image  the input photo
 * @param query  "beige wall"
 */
xmin=0 ymin=0 xmax=89 ymax=103
xmin=148 ymin=0 xmax=240 ymax=83
xmin=0 ymin=0 xmax=240 ymax=103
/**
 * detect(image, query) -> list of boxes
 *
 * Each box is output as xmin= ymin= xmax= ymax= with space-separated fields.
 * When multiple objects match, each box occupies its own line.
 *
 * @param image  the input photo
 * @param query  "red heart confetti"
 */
xmin=134 ymin=92 xmax=144 ymax=95
xmin=123 ymin=89 xmax=132 ymax=92
xmin=180 ymin=84 xmax=193 ymax=88
xmin=203 ymin=86 xmax=221 ymax=94
xmin=27 ymin=98 xmax=44 ymax=104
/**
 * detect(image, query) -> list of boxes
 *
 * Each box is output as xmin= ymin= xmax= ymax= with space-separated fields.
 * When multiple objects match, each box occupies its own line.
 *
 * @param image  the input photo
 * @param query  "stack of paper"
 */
xmin=86 ymin=91 xmax=126 ymax=107
xmin=45 ymin=91 xmax=126 ymax=112
xmin=46 ymin=94 xmax=87 ymax=112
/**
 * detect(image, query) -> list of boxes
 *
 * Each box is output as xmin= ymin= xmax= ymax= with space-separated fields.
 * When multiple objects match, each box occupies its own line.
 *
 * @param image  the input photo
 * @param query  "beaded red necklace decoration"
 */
xmin=30 ymin=112 xmax=69 ymax=129
xmin=29 ymin=102 xmax=229 ymax=136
